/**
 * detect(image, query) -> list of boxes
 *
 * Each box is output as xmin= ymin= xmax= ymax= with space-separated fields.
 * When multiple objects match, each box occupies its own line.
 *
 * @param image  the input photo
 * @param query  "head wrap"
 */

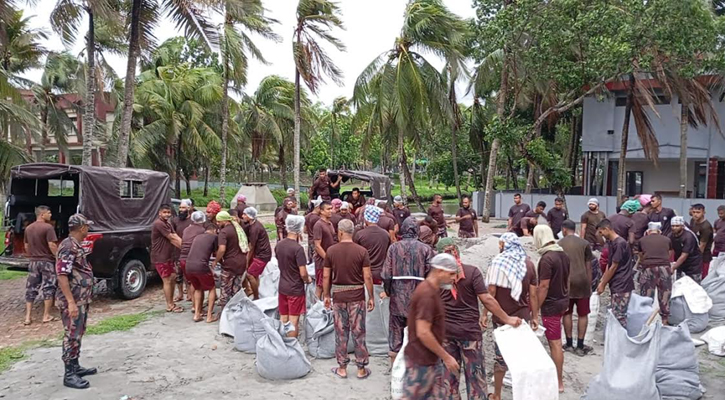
xmin=331 ymin=198 xmax=343 ymax=209
xmin=243 ymin=207 xmax=258 ymax=220
xmin=671 ymin=216 xmax=685 ymax=226
xmin=394 ymin=196 xmax=403 ymax=204
xmin=621 ymin=199 xmax=642 ymax=214
xmin=216 ymin=211 xmax=232 ymax=221
xmin=647 ymin=222 xmax=662 ymax=232
xmin=534 ymin=225 xmax=563 ymax=254
xmin=180 ymin=199 xmax=192 ymax=208
xmin=191 ymin=211 xmax=206 ymax=224
xmin=400 ymin=216 xmax=420 ymax=239
xmin=287 ymin=188 xmax=295 ymax=195
xmin=436 ymin=237 xmax=463 ymax=276
xmin=364 ymin=206 xmax=382 ymax=223
xmin=215 ymin=212 xmax=249 ymax=251
xmin=588 ymin=198 xmax=599 ymax=206
xmin=431 ymin=253 xmax=458 ymax=272
xmin=206 ymin=200 xmax=221 ymax=216
xmin=487 ymin=232 xmax=527 ymax=301
xmin=340 ymin=201 xmax=350 ymax=210
xmin=366 ymin=198 xmax=376 ymax=206
xmin=286 ymin=215 xmax=305 ymax=233
xmin=638 ymin=194 xmax=652 ymax=207
xmin=237 ymin=195 xmax=247 ymax=202
xmin=311 ymin=196 xmax=323 ymax=208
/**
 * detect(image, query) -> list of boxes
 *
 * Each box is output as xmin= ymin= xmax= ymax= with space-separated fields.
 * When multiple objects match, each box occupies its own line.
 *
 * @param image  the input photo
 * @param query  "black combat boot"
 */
xmin=71 ymin=358 xmax=97 ymax=377
xmin=63 ymin=362 xmax=90 ymax=389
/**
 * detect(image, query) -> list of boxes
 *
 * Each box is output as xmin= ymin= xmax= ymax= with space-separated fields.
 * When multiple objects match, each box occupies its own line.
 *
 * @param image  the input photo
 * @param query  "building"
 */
xmin=582 ymin=78 xmax=725 ymax=199
xmin=18 ymin=90 xmax=116 ymax=166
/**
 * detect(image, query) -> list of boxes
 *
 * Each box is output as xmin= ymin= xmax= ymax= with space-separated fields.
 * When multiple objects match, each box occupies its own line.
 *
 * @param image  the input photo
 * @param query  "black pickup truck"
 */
xmin=1 ymin=163 xmax=174 ymax=299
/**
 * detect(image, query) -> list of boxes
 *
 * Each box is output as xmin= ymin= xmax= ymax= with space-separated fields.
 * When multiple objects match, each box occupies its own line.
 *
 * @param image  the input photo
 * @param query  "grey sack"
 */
xmin=233 ymin=297 xmax=268 ymax=354
xmin=656 ymin=323 xmax=703 ymax=400
xmin=256 ymin=317 xmax=312 ymax=380
xmin=366 ymin=285 xmax=390 ymax=356
xmin=669 ymin=296 xmax=709 ymax=334
xmin=627 ymin=293 xmax=655 ymax=337
xmin=305 ymin=301 xmax=336 ymax=359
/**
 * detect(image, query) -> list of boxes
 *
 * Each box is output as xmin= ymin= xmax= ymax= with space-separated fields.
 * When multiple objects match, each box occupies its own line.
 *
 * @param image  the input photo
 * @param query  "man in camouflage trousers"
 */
xmin=56 ymin=214 xmax=97 ymax=389
xmin=23 ymin=205 xmax=59 ymax=325
xmin=637 ymin=221 xmax=673 ymax=324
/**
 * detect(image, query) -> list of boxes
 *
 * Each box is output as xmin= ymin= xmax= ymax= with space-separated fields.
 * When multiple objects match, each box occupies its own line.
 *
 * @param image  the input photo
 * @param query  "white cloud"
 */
xmin=20 ymin=0 xmax=475 ymax=106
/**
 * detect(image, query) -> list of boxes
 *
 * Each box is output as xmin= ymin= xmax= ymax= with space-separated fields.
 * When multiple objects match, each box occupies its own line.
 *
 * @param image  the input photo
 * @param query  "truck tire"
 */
xmin=114 ymin=258 xmax=148 ymax=300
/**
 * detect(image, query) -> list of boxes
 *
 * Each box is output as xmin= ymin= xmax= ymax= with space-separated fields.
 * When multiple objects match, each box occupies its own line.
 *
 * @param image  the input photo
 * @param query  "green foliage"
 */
xmin=0 ymin=346 xmax=25 ymax=372
xmin=0 ymin=265 xmax=26 ymax=280
xmin=86 ymin=311 xmax=161 ymax=335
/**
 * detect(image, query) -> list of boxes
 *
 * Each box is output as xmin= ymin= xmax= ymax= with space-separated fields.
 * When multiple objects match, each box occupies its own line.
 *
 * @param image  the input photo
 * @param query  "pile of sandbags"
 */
xmin=304 ymin=301 xmax=336 ymax=359
xmin=256 ymin=317 xmax=311 ymax=380
xmin=702 ymin=255 xmax=725 ymax=323
xmin=219 ymin=290 xmax=247 ymax=337
xmin=670 ymin=276 xmax=712 ymax=333
xmin=258 ymin=258 xmax=280 ymax=299
xmin=233 ymin=296 xmax=269 ymax=353
xmin=656 ymin=323 xmax=704 ymax=400
xmin=366 ymin=285 xmax=390 ymax=356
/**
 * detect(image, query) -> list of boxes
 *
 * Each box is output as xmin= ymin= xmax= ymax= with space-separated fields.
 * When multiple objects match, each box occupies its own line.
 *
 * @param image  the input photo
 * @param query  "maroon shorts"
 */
xmin=542 ymin=314 xmax=563 ymax=341
xmin=187 ymin=272 xmax=216 ymax=291
xmin=316 ymin=267 xmax=324 ymax=287
xmin=178 ymin=260 xmax=187 ymax=277
xmin=278 ymin=293 xmax=306 ymax=316
xmin=565 ymin=297 xmax=591 ymax=317
xmin=248 ymin=258 xmax=268 ymax=278
xmin=155 ymin=262 xmax=175 ymax=279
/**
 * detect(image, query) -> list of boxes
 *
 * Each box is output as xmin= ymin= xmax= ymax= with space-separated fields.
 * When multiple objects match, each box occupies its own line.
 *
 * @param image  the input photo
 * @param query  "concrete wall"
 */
xmin=582 ymin=94 xmax=725 ymax=159
xmin=494 ymin=192 xmax=725 ymax=221
xmin=616 ymin=160 xmax=700 ymax=195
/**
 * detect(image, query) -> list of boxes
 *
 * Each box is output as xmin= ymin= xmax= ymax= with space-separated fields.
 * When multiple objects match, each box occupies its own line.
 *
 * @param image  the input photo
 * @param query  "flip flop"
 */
xmin=22 ymin=320 xmax=31 ymax=326
xmin=192 ymin=316 xmax=203 ymax=323
xmin=206 ymin=314 xmax=220 ymax=323
xmin=330 ymin=367 xmax=347 ymax=379
xmin=166 ymin=305 xmax=184 ymax=313
xmin=357 ymin=368 xmax=372 ymax=380
xmin=42 ymin=316 xmax=57 ymax=323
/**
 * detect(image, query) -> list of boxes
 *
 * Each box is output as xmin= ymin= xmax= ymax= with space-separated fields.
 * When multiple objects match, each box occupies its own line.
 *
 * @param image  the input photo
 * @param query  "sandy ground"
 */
xmin=1 ymin=219 xmax=724 ymax=399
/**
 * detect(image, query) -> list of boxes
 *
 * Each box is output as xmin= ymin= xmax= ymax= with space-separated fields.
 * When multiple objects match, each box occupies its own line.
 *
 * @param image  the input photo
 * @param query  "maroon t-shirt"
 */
xmin=185 ymin=233 xmax=217 ymax=275
xmin=305 ymin=213 xmax=321 ymax=239
xmin=218 ymin=224 xmax=246 ymax=275
xmin=313 ymin=219 xmax=337 ymax=265
xmin=607 ymin=236 xmax=636 ymax=294
xmin=441 ymin=264 xmax=487 ymax=341
xmin=246 ymin=220 xmax=271 ymax=262
xmin=546 ymin=207 xmax=568 ymax=237
xmin=353 ymin=225 xmax=391 ymax=280
xmin=508 ymin=203 xmax=531 ymax=234
xmin=632 ymin=212 xmax=650 ymax=242
xmin=173 ymin=216 xmax=192 ymax=261
xmin=276 ymin=238 xmax=308 ymax=297
xmin=24 ymin=220 xmax=58 ymax=262
xmin=393 ymin=207 xmax=411 ymax=227
xmin=608 ymin=213 xmax=634 ymax=241
xmin=715 ymin=218 xmax=725 ymax=253
xmin=323 ymin=242 xmax=370 ymax=303
xmin=378 ymin=214 xmax=396 ymax=233
xmin=492 ymin=258 xmax=537 ymax=325
xmin=639 ymin=234 xmax=672 ymax=267
xmin=311 ymin=176 xmax=332 ymax=200
xmin=428 ymin=204 xmax=446 ymax=228
xmin=405 ymin=280 xmax=446 ymax=366
xmin=690 ymin=218 xmax=713 ymax=263
xmin=151 ymin=218 xmax=176 ymax=264
xmin=330 ymin=213 xmax=343 ymax=235
xmin=456 ymin=207 xmax=477 ymax=235
xmin=649 ymin=207 xmax=677 ymax=237
xmin=180 ymin=224 xmax=205 ymax=261
xmin=538 ymin=250 xmax=570 ymax=316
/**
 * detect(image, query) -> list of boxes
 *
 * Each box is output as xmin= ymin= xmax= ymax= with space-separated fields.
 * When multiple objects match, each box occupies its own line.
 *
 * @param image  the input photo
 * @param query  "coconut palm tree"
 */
xmin=318 ymin=96 xmax=349 ymax=169
xmin=293 ymin=0 xmax=346 ymax=203
xmin=114 ymin=0 xmax=219 ymax=168
xmin=1 ymin=10 xmax=47 ymax=75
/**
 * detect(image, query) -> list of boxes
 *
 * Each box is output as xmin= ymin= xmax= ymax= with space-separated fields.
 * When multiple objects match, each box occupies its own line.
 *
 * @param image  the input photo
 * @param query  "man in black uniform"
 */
xmin=56 ymin=214 xmax=97 ymax=389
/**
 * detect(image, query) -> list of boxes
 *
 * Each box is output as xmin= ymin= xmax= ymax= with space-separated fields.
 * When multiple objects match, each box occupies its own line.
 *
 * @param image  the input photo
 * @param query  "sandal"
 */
xmin=166 ymin=305 xmax=184 ymax=313
xmin=192 ymin=316 xmax=203 ymax=323
xmin=22 ymin=320 xmax=31 ymax=326
xmin=357 ymin=368 xmax=372 ymax=380
xmin=42 ymin=316 xmax=57 ymax=323
xmin=331 ymin=367 xmax=347 ymax=379
xmin=206 ymin=314 xmax=220 ymax=323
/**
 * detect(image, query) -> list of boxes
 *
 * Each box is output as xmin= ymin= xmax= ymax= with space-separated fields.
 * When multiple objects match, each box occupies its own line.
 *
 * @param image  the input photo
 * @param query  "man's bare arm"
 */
xmin=536 ymin=279 xmax=550 ymax=309
xmin=314 ymin=239 xmax=326 ymax=259
xmin=48 ymin=242 xmax=58 ymax=256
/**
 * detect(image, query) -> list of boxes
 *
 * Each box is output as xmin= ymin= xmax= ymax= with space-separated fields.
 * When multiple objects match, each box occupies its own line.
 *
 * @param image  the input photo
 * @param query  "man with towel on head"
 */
xmin=242 ymin=207 xmax=271 ymax=299
xmin=608 ymin=199 xmax=640 ymax=245
xmin=215 ymin=211 xmax=248 ymax=307
xmin=353 ymin=206 xmax=391 ymax=285
xmin=580 ymin=198 xmax=605 ymax=251
xmin=276 ymin=215 xmax=311 ymax=338
xmin=638 ymin=221 xmax=673 ymax=324
xmin=305 ymin=196 xmax=323 ymax=262
xmin=670 ymin=216 xmax=703 ymax=283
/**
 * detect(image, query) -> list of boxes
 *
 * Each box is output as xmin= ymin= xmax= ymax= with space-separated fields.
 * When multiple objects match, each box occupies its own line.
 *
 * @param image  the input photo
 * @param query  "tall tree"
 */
xmin=115 ymin=0 xmax=218 ymax=167
xmin=293 ymin=0 xmax=345 ymax=205
xmin=1 ymin=10 xmax=47 ymax=74
xmin=319 ymin=96 xmax=349 ymax=169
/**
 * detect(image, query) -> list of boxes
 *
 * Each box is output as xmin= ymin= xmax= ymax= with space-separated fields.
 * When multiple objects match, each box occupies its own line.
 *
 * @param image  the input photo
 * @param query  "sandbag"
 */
xmin=591 ymin=258 xmax=602 ymax=293
xmin=626 ymin=293 xmax=655 ymax=337
xmin=701 ymin=326 xmax=725 ymax=356
xmin=366 ymin=285 xmax=390 ymax=356
xmin=702 ymin=275 xmax=725 ymax=322
xmin=672 ymin=276 xmax=713 ymax=314
xmin=256 ymin=317 xmax=311 ymax=380
xmin=305 ymin=283 xmax=317 ymax=310
xmin=585 ymin=294 xmax=600 ymax=345
xmin=493 ymin=322 xmax=558 ymax=400
xmin=669 ymin=297 xmax=709 ymax=334
xmin=584 ymin=311 xmax=661 ymax=400
xmin=258 ymin=258 xmax=280 ymax=299
xmin=656 ymin=323 xmax=703 ymax=400
xmin=305 ymin=301 xmax=336 ymax=359
xmin=390 ymin=327 xmax=408 ymax=400
xmin=233 ymin=297 xmax=268 ymax=353
xmin=219 ymin=290 xmax=248 ymax=337
xmin=253 ymin=296 xmax=279 ymax=319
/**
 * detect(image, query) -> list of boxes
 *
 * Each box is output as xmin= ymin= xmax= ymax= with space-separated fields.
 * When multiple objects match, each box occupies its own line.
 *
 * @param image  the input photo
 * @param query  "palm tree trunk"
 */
xmin=526 ymin=162 xmax=536 ymax=193
xmin=81 ymin=8 xmax=96 ymax=166
xmin=525 ymin=93 xmax=542 ymax=194
xmin=219 ymin=19 xmax=231 ymax=206
xmin=330 ymin=115 xmax=335 ymax=169
xmin=679 ymin=101 xmax=688 ymax=198
xmin=400 ymin=147 xmax=424 ymax=212
xmin=203 ymin=167 xmax=210 ymax=197
xmin=115 ymin=0 xmax=141 ymax=167
xmin=397 ymin=129 xmax=407 ymax=202
xmin=482 ymin=58 xmax=508 ymax=221
xmin=175 ymin=130 xmax=182 ymax=197
xmin=617 ymin=76 xmax=635 ymax=201
xmin=40 ymin=106 xmax=48 ymax=162
xmin=293 ymin=30 xmax=302 ymax=206
xmin=184 ymin=170 xmax=191 ymax=196
xmin=449 ymin=81 xmax=462 ymax=203
xmin=279 ymin=144 xmax=287 ymax=188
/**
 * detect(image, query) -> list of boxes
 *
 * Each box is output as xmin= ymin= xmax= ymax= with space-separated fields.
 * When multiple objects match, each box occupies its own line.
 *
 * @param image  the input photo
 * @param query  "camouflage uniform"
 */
xmin=442 ymin=339 xmax=487 ymax=400
xmin=492 ymin=322 xmax=508 ymax=373
xmin=610 ymin=292 xmax=631 ymax=328
xmin=25 ymin=260 xmax=57 ymax=302
xmin=218 ymin=269 xmax=243 ymax=308
xmin=676 ymin=269 xmax=702 ymax=284
xmin=402 ymin=359 xmax=446 ymax=400
xmin=56 ymin=236 xmax=94 ymax=363
xmin=382 ymin=218 xmax=434 ymax=354
xmin=333 ymin=300 xmax=369 ymax=368
xmin=638 ymin=265 xmax=672 ymax=320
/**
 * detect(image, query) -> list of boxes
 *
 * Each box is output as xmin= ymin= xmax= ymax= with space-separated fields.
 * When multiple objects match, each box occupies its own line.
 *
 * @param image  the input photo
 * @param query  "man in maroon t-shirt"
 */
xmin=305 ymin=197 xmax=323 ymax=261
xmin=276 ymin=215 xmax=311 ymax=337
xmin=23 ymin=205 xmax=59 ymax=325
xmin=243 ymin=207 xmax=272 ymax=299
xmin=455 ymin=196 xmax=478 ymax=238
xmin=172 ymin=199 xmax=193 ymax=302
xmin=313 ymin=201 xmax=337 ymax=299
xmin=401 ymin=253 xmax=459 ymax=400
xmin=323 ymin=219 xmax=374 ymax=379
xmin=309 ymin=168 xmax=341 ymax=201
xmin=215 ymin=211 xmax=248 ymax=307
xmin=353 ymin=206 xmax=391 ymax=284
xmin=428 ymin=194 xmax=448 ymax=238
xmin=179 ymin=211 xmax=207 ymax=311
xmin=185 ymin=223 xmax=218 ymax=323
xmin=713 ymin=205 xmax=725 ymax=257
xmin=152 ymin=204 xmax=183 ymax=313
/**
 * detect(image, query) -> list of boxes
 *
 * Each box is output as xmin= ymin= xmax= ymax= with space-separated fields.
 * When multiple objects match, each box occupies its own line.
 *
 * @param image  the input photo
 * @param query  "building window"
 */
xmin=615 ymin=95 xmax=670 ymax=107
xmin=120 ymin=180 xmax=145 ymax=199
xmin=626 ymin=171 xmax=643 ymax=196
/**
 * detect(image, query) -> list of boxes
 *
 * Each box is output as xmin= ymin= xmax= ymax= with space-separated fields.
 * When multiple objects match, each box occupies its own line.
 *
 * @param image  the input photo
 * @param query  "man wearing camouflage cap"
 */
xmin=56 ymin=214 xmax=97 ymax=389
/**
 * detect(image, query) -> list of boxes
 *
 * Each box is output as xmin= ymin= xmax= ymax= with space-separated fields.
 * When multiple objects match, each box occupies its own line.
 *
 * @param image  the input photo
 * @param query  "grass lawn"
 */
xmin=342 ymin=178 xmax=474 ymax=201
xmin=0 ymin=265 xmax=26 ymax=280
xmin=86 ymin=311 xmax=162 ymax=336
xmin=263 ymin=223 xmax=277 ymax=241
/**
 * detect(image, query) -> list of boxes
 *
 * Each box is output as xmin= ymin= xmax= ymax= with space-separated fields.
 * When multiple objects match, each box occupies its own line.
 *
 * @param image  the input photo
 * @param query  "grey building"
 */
xmin=582 ymin=79 xmax=725 ymax=199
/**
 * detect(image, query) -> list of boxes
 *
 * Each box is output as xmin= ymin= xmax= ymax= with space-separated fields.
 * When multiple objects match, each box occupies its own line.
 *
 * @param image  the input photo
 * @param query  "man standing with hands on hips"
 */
xmin=56 ymin=214 xmax=97 ymax=389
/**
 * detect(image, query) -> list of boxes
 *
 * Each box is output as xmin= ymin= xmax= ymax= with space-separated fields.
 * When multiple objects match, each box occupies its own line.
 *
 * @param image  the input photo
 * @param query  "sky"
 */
xmin=20 ymin=0 xmax=477 ymax=106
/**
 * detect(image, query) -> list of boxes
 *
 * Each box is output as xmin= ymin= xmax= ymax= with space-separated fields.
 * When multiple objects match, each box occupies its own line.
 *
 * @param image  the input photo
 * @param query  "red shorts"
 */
xmin=278 ymin=293 xmax=306 ymax=316
xmin=316 ymin=267 xmax=323 ymax=288
xmin=248 ymin=258 xmax=268 ymax=278
xmin=187 ymin=272 xmax=216 ymax=291
xmin=178 ymin=260 xmax=187 ymax=277
xmin=542 ymin=314 xmax=563 ymax=341
xmin=154 ymin=262 xmax=175 ymax=279
xmin=565 ymin=297 xmax=591 ymax=317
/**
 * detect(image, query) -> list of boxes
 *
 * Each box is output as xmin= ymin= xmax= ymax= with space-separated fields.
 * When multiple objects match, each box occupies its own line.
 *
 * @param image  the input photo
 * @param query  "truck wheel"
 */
xmin=115 ymin=258 xmax=147 ymax=300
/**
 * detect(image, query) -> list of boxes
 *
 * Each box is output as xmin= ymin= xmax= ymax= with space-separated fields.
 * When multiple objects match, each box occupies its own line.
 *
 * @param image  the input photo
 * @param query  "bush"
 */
xmin=271 ymin=189 xmax=309 ymax=209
